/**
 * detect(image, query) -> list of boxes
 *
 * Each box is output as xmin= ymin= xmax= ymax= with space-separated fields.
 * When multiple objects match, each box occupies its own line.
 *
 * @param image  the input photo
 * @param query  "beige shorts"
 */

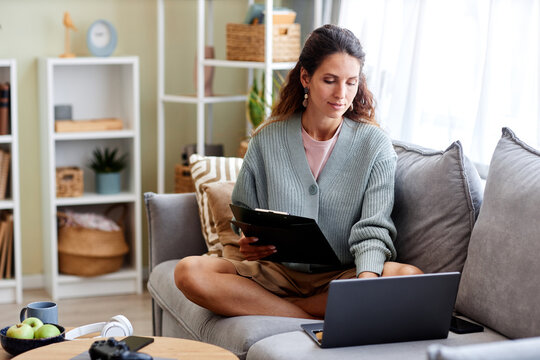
xmin=223 ymin=258 xmax=356 ymax=298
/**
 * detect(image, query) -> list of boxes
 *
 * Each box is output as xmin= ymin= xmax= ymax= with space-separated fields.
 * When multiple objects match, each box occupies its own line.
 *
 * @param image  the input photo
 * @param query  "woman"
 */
xmin=175 ymin=24 xmax=422 ymax=319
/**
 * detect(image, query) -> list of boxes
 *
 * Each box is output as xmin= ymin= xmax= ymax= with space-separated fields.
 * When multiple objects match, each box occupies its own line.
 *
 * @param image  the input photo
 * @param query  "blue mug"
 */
xmin=20 ymin=301 xmax=58 ymax=324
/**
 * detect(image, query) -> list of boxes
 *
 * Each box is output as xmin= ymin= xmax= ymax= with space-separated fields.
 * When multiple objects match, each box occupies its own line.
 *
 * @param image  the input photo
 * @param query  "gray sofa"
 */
xmin=145 ymin=128 xmax=540 ymax=360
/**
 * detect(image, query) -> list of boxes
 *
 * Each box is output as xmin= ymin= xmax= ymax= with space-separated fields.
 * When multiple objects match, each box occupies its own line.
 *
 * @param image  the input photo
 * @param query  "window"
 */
xmin=340 ymin=0 xmax=540 ymax=165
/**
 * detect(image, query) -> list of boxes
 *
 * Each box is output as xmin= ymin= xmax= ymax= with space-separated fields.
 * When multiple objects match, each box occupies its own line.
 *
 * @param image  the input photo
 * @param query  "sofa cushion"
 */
xmin=427 ymin=336 xmax=540 ymax=360
xmin=392 ymin=141 xmax=483 ymax=273
xmin=246 ymin=328 xmax=506 ymax=360
xmin=203 ymin=181 xmax=243 ymax=260
xmin=189 ymin=155 xmax=243 ymax=256
xmin=456 ymin=128 xmax=540 ymax=339
xmin=147 ymin=259 xmax=319 ymax=360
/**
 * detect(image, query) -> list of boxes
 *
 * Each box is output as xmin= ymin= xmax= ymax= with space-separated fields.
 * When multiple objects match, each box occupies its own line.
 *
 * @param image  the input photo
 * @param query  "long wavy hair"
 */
xmin=254 ymin=24 xmax=377 ymax=135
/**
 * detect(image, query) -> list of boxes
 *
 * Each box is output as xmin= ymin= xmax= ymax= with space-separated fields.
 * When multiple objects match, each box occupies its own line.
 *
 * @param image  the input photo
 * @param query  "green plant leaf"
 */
xmin=246 ymin=70 xmax=283 ymax=128
xmin=88 ymin=147 xmax=128 ymax=173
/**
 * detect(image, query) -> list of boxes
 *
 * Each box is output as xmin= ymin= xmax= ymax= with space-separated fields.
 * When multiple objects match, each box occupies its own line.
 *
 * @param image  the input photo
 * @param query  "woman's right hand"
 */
xmin=239 ymin=235 xmax=277 ymax=261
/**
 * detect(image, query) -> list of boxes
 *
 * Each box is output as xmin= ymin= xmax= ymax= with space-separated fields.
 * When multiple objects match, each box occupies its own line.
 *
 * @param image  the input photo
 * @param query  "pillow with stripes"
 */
xmin=189 ymin=154 xmax=243 ymax=256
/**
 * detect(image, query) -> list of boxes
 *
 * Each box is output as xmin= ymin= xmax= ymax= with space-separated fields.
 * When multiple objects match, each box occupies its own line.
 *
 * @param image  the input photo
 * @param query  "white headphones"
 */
xmin=65 ymin=315 xmax=133 ymax=340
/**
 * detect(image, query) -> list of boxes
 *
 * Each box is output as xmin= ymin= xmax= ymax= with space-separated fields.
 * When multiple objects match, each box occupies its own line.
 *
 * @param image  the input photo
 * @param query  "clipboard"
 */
xmin=230 ymin=204 xmax=341 ymax=265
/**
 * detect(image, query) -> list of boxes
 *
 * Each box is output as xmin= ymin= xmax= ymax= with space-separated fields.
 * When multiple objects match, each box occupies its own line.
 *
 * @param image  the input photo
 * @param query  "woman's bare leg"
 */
xmin=288 ymin=262 xmax=424 ymax=318
xmin=174 ymin=256 xmax=315 ymax=318
xmin=287 ymin=292 xmax=328 ymax=319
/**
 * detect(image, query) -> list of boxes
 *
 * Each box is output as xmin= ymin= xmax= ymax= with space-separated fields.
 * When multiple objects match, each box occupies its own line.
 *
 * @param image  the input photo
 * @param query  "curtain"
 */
xmin=339 ymin=0 xmax=540 ymax=166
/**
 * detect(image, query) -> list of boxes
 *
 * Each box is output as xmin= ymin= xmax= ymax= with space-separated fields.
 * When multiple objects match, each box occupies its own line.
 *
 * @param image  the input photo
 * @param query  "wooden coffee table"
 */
xmin=0 ymin=336 xmax=238 ymax=359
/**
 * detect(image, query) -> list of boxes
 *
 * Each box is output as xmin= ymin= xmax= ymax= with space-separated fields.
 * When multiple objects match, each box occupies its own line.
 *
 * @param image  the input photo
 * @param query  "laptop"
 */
xmin=301 ymin=272 xmax=460 ymax=348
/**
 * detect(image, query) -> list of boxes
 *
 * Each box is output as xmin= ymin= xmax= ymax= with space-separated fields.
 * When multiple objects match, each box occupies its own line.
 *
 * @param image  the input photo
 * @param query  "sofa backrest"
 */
xmin=144 ymin=192 xmax=207 ymax=270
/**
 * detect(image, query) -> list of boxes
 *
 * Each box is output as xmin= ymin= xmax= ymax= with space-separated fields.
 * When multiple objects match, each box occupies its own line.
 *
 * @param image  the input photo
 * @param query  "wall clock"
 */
xmin=87 ymin=19 xmax=117 ymax=57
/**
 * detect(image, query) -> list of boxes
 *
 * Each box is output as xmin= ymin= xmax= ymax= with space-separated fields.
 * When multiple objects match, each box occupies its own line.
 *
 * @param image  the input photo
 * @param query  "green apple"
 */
xmin=22 ymin=317 xmax=44 ymax=332
xmin=6 ymin=323 xmax=34 ymax=339
xmin=34 ymin=324 xmax=60 ymax=339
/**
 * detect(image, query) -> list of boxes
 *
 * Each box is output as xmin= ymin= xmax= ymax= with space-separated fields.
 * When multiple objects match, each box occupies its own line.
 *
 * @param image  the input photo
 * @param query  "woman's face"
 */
xmin=301 ymin=52 xmax=361 ymax=121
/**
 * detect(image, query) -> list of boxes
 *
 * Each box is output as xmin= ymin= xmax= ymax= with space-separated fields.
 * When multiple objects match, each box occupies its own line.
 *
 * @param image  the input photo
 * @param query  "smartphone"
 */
xmin=122 ymin=335 xmax=154 ymax=351
xmin=450 ymin=316 xmax=484 ymax=334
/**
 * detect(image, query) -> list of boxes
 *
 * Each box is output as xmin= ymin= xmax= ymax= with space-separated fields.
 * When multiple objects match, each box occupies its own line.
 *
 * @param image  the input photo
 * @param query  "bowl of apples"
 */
xmin=0 ymin=317 xmax=65 ymax=356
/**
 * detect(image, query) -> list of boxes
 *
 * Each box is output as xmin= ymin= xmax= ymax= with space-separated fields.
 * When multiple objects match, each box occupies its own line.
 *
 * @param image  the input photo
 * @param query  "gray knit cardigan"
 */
xmin=232 ymin=113 xmax=397 ymax=276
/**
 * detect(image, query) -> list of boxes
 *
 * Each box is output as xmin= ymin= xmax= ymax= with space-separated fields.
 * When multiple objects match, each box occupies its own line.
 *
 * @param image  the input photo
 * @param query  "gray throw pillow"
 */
xmin=455 ymin=128 xmax=540 ymax=339
xmin=392 ymin=140 xmax=483 ymax=274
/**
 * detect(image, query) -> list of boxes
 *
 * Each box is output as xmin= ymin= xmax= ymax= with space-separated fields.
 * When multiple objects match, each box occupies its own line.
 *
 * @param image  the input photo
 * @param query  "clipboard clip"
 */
xmin=255 ymin=208 xmax=289 ymax=216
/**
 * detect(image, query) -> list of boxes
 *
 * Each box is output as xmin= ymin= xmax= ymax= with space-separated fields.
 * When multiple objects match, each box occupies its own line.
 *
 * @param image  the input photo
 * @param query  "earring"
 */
xmin=303 ymin=87 xmax=309 ymax=107
xmin=349 ymin=103 xmax=354 ymax=112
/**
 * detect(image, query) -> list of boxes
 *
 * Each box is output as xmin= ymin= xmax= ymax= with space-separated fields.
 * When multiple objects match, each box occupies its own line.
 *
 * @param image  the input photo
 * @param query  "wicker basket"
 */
xmin=175 ymin=164 xmax=196 ymax=193
xmin=56 ymin=167 xmax=83 ymax=197
xmin=226 ymin=23 xmax=301 ymax=62
xmin=237 ymin=139 xmax=249 ymax=158
xmin=57 ymin=206 xmax=129 ymax=277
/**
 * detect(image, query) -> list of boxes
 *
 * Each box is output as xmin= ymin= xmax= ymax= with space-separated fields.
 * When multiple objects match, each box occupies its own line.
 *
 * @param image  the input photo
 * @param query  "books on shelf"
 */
xmin=0 ymin=82 xmax=10 ymax=136
xmin=0 ymin=213 xmax=14 ymax=279
xmin=0 ymin=149 xmax=11 ymax=200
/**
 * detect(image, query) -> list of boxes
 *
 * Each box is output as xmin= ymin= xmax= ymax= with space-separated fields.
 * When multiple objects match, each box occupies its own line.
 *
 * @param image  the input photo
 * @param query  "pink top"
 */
xmin=301 ymin=121 xmax=343 ymax=180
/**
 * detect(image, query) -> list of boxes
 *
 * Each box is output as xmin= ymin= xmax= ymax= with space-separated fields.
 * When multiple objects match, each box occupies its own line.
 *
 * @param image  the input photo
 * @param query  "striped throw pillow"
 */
xmin=189 ymin=154 xmax=244 ymax=256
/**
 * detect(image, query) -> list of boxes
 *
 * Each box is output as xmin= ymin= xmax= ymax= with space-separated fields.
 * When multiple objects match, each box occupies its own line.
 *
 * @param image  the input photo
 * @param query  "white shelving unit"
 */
xmin=156 ymin=0 xmax=323 ymax=193
xmin=38 ymin=57 xmax=142 ymax=300
xmin=0 ymin=59 xmax=22 ymax=304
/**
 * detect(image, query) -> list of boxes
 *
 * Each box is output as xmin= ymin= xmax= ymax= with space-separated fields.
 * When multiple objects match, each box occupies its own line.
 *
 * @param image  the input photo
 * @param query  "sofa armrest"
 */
xmin=427 ymin=336 xmax=540 ymax=360
xmin=144 ymin=192 xmax=207 ymax=270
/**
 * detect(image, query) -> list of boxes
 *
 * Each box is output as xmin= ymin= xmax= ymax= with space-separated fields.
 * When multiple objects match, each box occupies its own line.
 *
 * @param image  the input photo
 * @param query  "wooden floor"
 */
xmin=0 ymin=289 xmax=153 ymax=336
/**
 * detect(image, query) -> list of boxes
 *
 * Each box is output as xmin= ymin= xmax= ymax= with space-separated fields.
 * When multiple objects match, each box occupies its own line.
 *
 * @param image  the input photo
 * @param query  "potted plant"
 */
xmin=246 ymin=71 xmax=284 ymax=128
xmin=88 ymin=147 xmax=128 ymax=194
xmin=246 ymin=73 xmax=270 ymax=130
xmin=239 ymin=71 xmax=283 ymax=157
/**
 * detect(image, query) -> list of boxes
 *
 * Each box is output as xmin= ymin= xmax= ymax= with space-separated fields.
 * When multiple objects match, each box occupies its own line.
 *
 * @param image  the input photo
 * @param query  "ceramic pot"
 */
xmin=96 ymin=172 xmax=121 ymax=194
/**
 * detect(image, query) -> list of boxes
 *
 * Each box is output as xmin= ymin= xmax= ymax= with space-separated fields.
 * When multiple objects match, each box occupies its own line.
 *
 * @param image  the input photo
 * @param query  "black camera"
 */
xmin=89 ymin=338 xmax=153 ymax=360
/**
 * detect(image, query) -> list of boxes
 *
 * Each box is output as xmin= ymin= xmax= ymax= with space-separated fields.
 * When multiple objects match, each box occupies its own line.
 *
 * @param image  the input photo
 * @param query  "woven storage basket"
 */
xmin=56 ymin=167 xmax=83 ymax=197
xmin=57 ymin=205 xmax=129 ymax=277
xmin=226 ymin=23 xmax=301 ymax=62
xmin=175 ymin=164 xmax=196 ymax=193
xmin=237 ymin=139 xmax=249 ymax=158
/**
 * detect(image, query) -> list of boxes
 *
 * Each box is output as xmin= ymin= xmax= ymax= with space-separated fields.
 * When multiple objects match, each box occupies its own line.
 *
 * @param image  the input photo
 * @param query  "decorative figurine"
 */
xmin=60 ymin=12 xmax=77 ymax=58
